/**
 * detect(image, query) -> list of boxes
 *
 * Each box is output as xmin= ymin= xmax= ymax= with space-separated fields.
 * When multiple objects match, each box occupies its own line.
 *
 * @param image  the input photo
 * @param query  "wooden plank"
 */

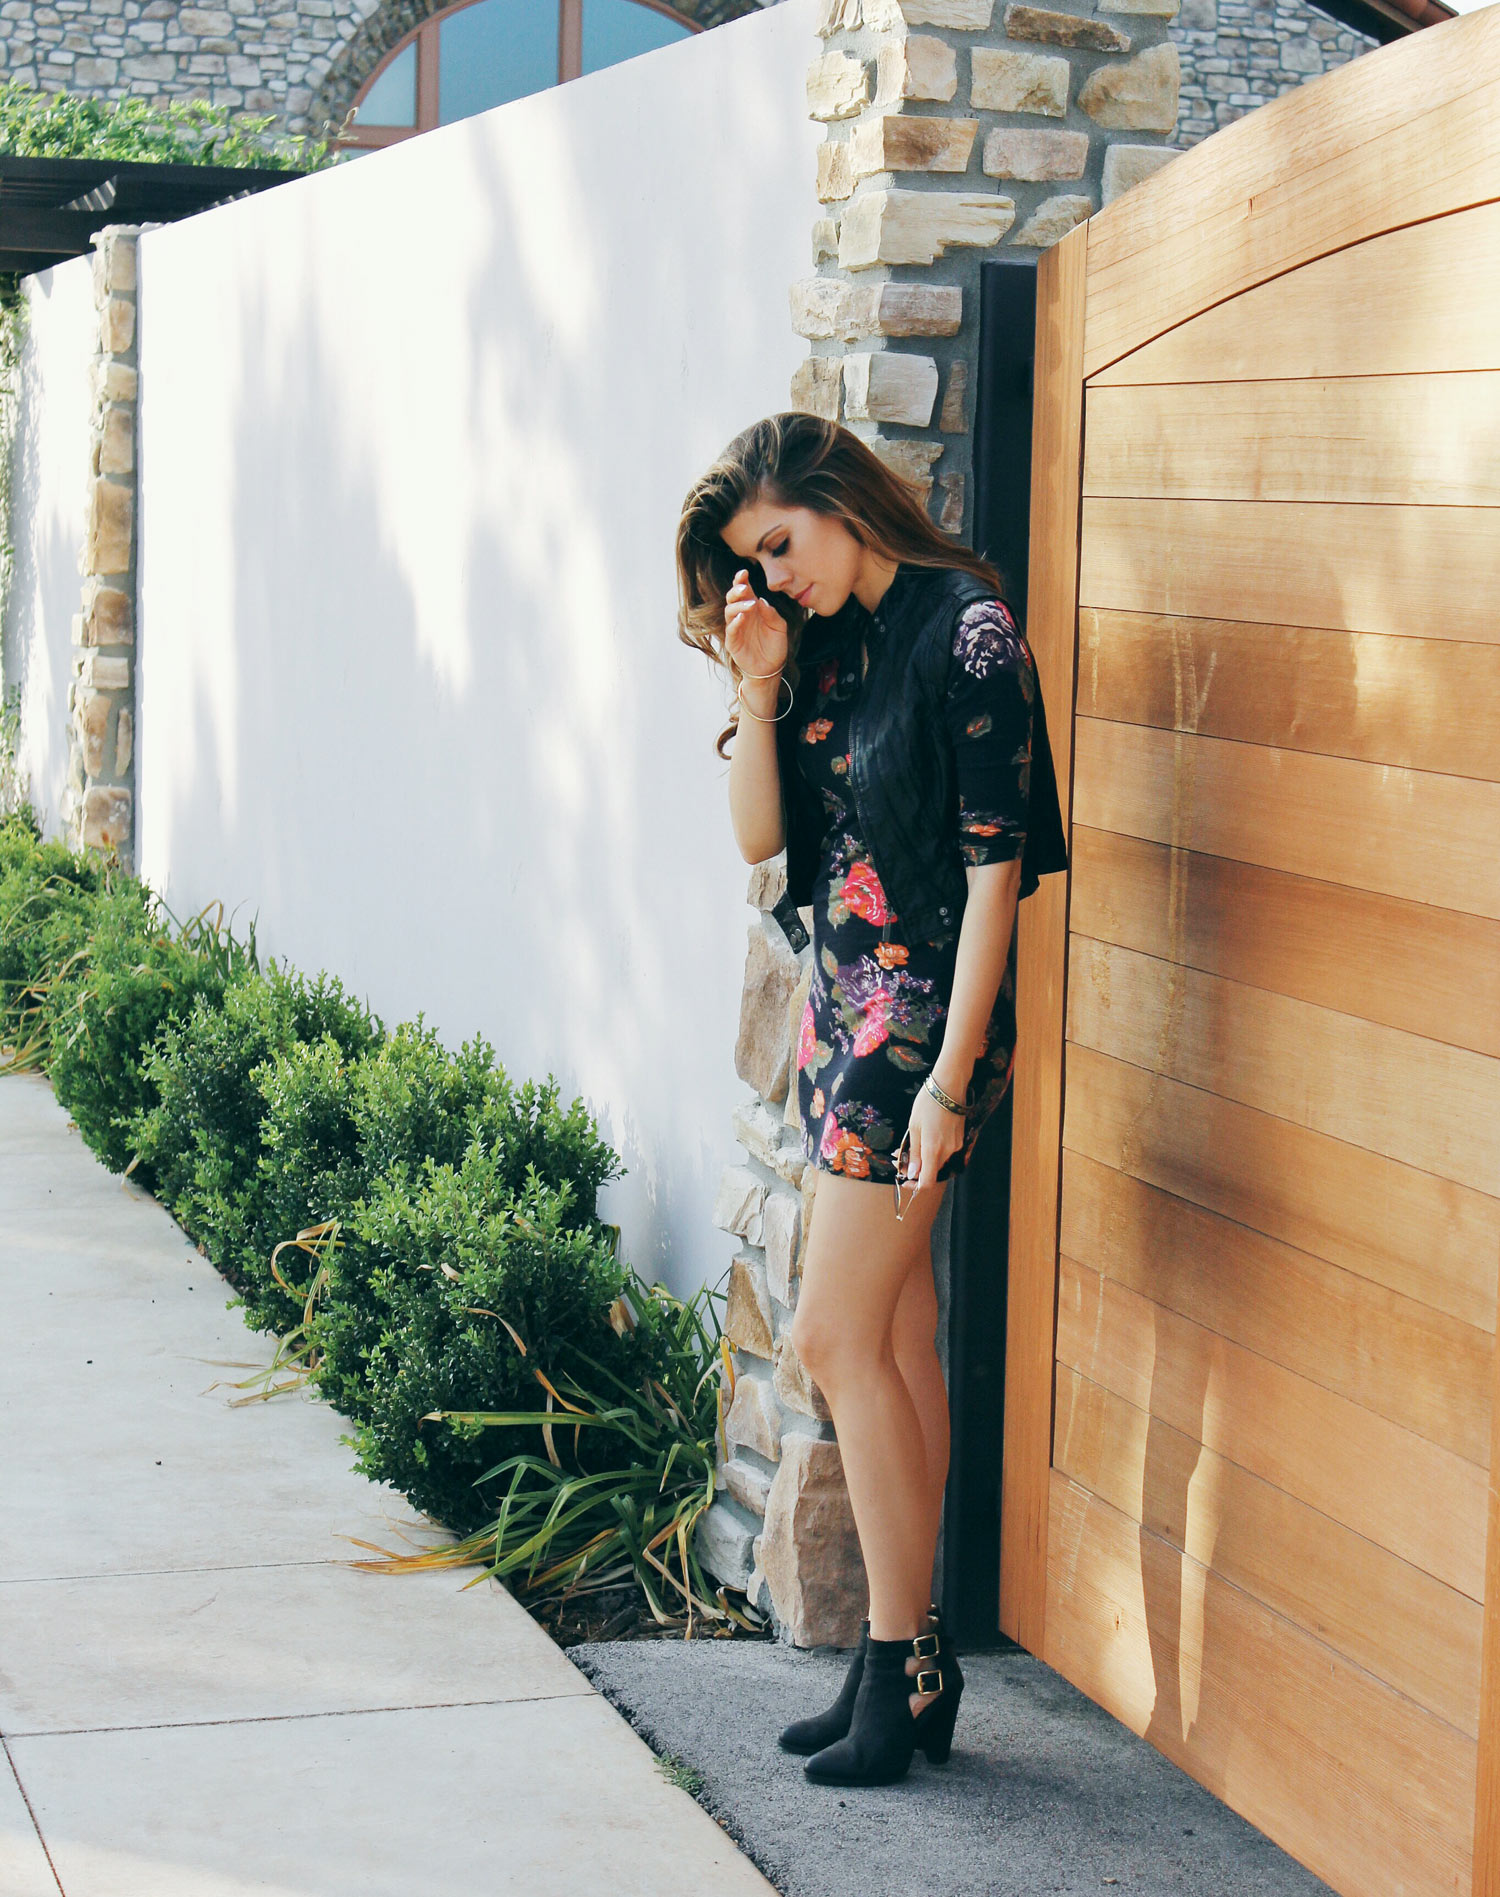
xmin=1000 ymin=219 xmax=1086 ymax=1652
xmin=1073 ymin=717 xmax=1500 ymax=922
xmin=1045 ymin=1471 xmax=1476 ymax=1897
xmin=1054 ymin=1363 xmax=1484 ymax=1736
xmin=1089 ymin=197 xmax=1500 ymax=387
xmin=1070 ymin=827 xmax=1500 ymax=1060
xmin=1076 ymin=610 xmax=1500 ymax=784
xmin=1080 ymin=7 xmax=1500 ymax=378
xmin=1066 ymin=935 xmax=1500 ymax=1193
xmin=1064 ymin=1043 xmax=1500 ymax=1334
xmin=1078 ymin=496 xmax=1500 ymax=646
xmin=1060 ymin=1147 xmax=1491 ymax=1462
xmin=1474 ymin=1314 xmax=1500 ymax=1894
xmin=1083 ymin=375 xmax=1500 ymax=509
xmin=1055 ymin=1255 xmax=1488 ymax=1599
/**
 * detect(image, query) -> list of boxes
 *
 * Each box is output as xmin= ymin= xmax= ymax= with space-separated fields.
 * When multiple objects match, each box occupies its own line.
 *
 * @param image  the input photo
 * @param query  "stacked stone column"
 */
xmin=65 ymin=224 xmax=141 ymax=868
xmin=792 ymin=0 xmax=1182 ymax=540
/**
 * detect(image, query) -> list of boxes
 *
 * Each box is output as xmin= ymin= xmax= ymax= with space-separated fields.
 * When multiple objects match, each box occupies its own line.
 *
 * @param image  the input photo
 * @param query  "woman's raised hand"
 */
xmin=723 ymin=568 xmax=789 ymax=683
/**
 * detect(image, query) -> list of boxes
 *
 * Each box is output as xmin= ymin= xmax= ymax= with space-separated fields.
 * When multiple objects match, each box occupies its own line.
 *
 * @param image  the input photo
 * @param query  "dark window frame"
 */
xmin=338 ymin=0 xmax=698 ymax=148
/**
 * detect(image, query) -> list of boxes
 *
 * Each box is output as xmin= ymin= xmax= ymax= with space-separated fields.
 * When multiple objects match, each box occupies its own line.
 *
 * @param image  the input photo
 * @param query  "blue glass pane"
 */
xmin=439 ymin=0 xmax=560 ymax=125
xmin=357 ymin=40 xmax=416 ymax=127
xmin=581 ymin=0 xmax=692 ymax=75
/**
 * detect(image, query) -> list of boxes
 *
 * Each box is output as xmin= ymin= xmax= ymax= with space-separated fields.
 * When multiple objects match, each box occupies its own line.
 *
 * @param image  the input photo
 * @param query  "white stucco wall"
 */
xmin=2 ymin=256 xmax=98 ymax=833
xmin=135 ymin=0 xmax=820 ymax=1300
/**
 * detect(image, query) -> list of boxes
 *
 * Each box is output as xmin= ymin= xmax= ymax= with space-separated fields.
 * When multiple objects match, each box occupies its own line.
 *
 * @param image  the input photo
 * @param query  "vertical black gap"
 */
xmin=940 ymin=255 xmax=1037 ymax=1650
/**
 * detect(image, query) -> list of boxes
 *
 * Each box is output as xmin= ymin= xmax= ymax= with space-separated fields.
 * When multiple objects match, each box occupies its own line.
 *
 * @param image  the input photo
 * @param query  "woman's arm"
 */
xmin=727 ymin=674 xmax=788 ymax=864
xmin=932 ymin=857 xmax=1022 ymax=1103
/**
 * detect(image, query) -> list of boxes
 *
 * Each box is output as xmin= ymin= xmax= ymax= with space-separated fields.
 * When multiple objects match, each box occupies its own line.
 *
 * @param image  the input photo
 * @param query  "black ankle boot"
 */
xmin=803 ymin=1632 xmax=927 ymax=1786
xmin=910 ymin=1619 xmax=964 ymax=1764
xmin=778 ymin=1618 xmax=869 ymax=1754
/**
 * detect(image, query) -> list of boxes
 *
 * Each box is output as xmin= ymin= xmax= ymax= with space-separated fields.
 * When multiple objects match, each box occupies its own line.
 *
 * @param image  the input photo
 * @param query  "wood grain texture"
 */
xmin=1080 ymin=6 xmax=1500 ymax=378
xmin=1066 ymin=935 xmax=1500 ymax=1192
xmin=1079 ymin=497 xmax=1500 ymax=645
xmin=1069 ymin=827 xmax=1500 ymax=1059
xmin=1063 ymin=1042 xmax=1500 ymax=1334
xmin=1045 ymin=1471 xmax=1476 ymax=1897
xmin=1060 ymin=1146 xmax=1491 ymax=1462
xmin=1076 ymin=610 xmax=1500 ymax=783
xmin=1000 ymin=219 xmax=1087 ymax=1652
xmin=1073 ymin=717 xmax=1500 ymax=920
xmin=1054 ymin=1363 xmax=1484 ymax=1735
xmin=1089 ymin=197 xmax=1500 ymax=387
xmin=1083 ymin=375 xmax=1500 ymax=508
xmin=1474 ymin=1325 xmax=1500 ymax=1895
xmin=1055 ymin=1255 xmax=1488 ymax=1599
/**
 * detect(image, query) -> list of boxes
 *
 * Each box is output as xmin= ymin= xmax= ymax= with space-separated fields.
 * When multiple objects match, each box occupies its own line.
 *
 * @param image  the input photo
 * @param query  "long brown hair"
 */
xmin=676 ymin=412 xmax=1005 ymax=759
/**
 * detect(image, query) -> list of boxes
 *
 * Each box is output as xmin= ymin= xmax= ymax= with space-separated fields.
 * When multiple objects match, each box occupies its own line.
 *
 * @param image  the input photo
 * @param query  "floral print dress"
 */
xmin=794 ymin=597 xmax=1037 ymax=1186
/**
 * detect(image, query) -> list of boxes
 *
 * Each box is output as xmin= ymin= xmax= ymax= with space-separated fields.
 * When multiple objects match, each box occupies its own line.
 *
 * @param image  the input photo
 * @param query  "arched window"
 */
xmin=343 ymin=0 xmax=698 ymax=149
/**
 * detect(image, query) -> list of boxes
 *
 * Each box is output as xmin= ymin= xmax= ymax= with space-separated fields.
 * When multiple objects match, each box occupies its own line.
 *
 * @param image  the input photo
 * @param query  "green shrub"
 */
xmin=0 ymin=813 xmax=103 ymax=1063
xmin=129 ymin=965 xmax=384 ymax=1293
xmin=341 ymin=1157 xmax=661 ymax=1533
xmin=0 ymin=77 xmax=334 ymax=169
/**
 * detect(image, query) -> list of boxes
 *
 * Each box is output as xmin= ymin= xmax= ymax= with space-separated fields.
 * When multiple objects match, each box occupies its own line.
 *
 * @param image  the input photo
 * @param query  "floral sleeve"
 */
xmin=944 ymin=597 xmax=1035 ymax=869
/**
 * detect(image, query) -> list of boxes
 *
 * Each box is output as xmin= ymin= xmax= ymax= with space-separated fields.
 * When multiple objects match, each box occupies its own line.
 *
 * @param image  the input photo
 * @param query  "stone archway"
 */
xmin=309 ymin=0 xmax=766 ymax=140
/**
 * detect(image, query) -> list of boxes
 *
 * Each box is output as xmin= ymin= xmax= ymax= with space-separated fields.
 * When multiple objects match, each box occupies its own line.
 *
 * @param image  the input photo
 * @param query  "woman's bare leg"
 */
xmin=890 ymin=1256 xmax=950 ymax=1615
xmin=791 ymin=1168 xmax=949 ymax=1720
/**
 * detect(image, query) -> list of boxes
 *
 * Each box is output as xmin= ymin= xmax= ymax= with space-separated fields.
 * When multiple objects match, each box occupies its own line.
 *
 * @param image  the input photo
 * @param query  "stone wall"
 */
xmin=0 ymin=0 xmax=1376 ymax=143
xmin=64 ymin=223 xmax=139 ymax=864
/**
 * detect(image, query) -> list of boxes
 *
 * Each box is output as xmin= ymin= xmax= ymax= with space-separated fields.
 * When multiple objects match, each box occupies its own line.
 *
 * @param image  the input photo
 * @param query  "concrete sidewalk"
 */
xmin=0 ymin=1072 xmax=776 ymax=1897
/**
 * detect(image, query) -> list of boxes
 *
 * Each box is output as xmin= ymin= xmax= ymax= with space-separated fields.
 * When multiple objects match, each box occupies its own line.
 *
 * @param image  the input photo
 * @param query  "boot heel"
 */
xmin=918 ymin=1690 xmax=960 ymax=1764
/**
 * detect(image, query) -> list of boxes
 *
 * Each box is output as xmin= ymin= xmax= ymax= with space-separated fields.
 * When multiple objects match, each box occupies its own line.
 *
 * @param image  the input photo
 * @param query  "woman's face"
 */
xmin=720 ymin=499 xmax=865 ymax=618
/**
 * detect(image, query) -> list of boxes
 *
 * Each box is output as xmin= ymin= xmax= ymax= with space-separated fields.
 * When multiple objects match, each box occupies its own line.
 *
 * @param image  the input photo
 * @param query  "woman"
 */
xmin=676 ymin=413 xmax=1068 ymax=1787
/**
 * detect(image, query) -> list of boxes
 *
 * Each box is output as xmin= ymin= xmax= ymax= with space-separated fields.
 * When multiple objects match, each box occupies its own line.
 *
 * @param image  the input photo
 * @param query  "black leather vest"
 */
xmin=769 ymin=563 xmax=1069 ymax=954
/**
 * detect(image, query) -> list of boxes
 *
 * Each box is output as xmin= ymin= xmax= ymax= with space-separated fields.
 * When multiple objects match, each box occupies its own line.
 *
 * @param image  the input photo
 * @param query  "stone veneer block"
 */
xmin=735 ymin=922 xmax=800 ymax=1102
xmin=807 ymin=49 xmax=870 ymax=120
xmin=99 ymin=406 xmax=134 ymax=477
xmin=983 ymin=126 xmax=1089 ymax=179
xmin=773 ymin=1333 xmax=833 ymax=1423
xmin=872 ymin=282 xmax=964 ymax=337
xmin=848 ymin=113 xmax=978 ymax=177
xmin=1078 ymin=41 xmax=1180 ymax=128
xmin=839 ymin=188 xmax=1015 ymax=268
xmin=816 ymin=0 xmax=861 ymax=30
xmin=85 ymin=479 xmax=133 ymax=576
xmin=722 ymin=1455 xmax=774 ymax=1517
xmin=812 ymin=216 xmax=840 ymax=263
xmin=762 ymin=1189 xmax=803 ymax=1304
xmin=792 ymin=355 xmax=843 ymax=421
xmin=725 ymin=1372 xmax=783 ymax=1463
xmin=1102 ymin=140 xmax=1179 ymax=201
xmin=1003 ymin=2 xmax=1129 ymax=47
xmin=714 ymin=1166 xmax=767 ymax=1247
xmin=74 ymin=689 xmax=111 ymax=779
xmin=1012 ymin=191 xmax=1095 ymax=244
xmin=115 ymin=706 xmax=134 ymax=776
xmin=693 ymin=1500 xmax=756 ymax=1589
xmin=733 ymin=1096 xmax=786 ymax=1171
xmin=843 ymin=351 xmax=940 ymax=427
xmin=940 ymin=358 xmax=969 ymax=432
xmin=98 ymin=361 xmax=138 ymax=405
xmin=970 ymin=46 xmax=1070 ymax=115
xmin=875 ymin=33 xmax=958 ymax=104
xmin=817 ymin=137 xmax=855 ymax=202
xmin=1099 ymin=0 xmax=1179 ymax=13
xmin=867 ymin=0 xmax=994 ymax=23
xmin=790 ymin=276 xmax=859 ymax=340
xmin=938 ymin=470 xmax=966 ymax=534
xmin=870 ymin=438 xmax=945 ymax=497
xmin=82 ymin=584 xmax=133 ymax=646
xmin=761 ymin=1436 xmax=867 ymax=1647
xmin=768 ymin=1139 xmax=808 ymax=1188
xmin=748 ymin=857 xmax=787 ymax=911
xmin=83 ymin=652 xmax=131 ymax=690
xmin=103 ymin=295 xmax=136 ymax=355
xmin=725 ymin=1253 xmax=776 ymax=1360
xmin=81 ymin=785 xmax=131 ymax=851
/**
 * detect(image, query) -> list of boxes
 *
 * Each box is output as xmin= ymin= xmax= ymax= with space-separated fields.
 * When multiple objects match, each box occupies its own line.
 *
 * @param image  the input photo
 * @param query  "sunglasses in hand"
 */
xmin=893 ymin=1130 xmax=917 ymax=1222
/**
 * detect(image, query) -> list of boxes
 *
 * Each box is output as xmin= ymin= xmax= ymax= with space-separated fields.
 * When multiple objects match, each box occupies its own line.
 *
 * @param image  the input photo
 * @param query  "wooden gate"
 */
xmin=1000 ymin=12 xmax=1500 ymax=1894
